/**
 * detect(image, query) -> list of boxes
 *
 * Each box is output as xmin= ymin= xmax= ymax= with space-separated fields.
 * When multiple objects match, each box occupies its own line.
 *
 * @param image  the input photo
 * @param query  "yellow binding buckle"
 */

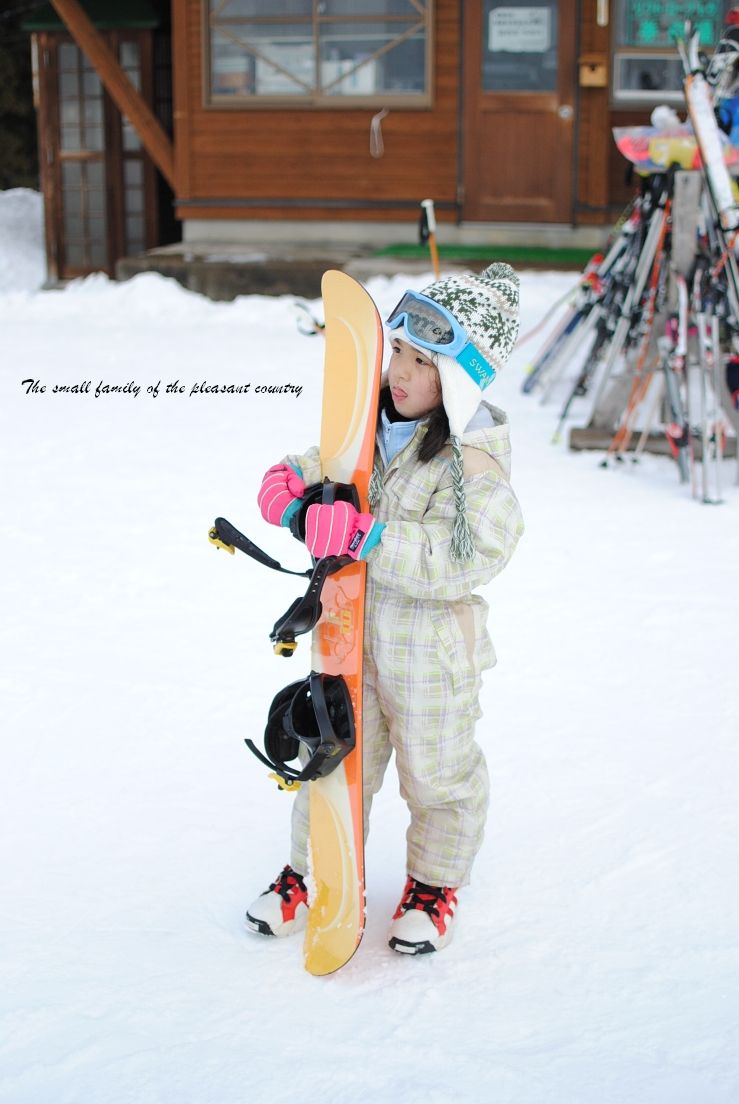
xmin=268 ymin=772 xmax=302 ymax=792
xmin=208 ymin=527 xmax=234 ymax=554
xmin=273 ymin=640 xmax=298 ymax=657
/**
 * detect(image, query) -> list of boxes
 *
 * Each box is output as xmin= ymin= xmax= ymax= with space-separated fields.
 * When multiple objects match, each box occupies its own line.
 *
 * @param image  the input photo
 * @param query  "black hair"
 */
xmin=378 ymin=385 xmax=450 ymax=463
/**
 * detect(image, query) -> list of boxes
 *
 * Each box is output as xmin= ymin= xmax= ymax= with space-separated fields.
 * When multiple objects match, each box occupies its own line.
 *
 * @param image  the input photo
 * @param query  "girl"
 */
xmin=247 ymin=263 xmax=524 ymax=955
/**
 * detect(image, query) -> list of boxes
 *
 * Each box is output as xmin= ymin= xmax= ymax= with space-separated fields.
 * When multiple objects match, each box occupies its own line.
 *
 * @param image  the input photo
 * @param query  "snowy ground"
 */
xmin=1 ymin=192 xmax=738 ymax=1103
xmin=0 ymin=189 xmax=46 ymax=294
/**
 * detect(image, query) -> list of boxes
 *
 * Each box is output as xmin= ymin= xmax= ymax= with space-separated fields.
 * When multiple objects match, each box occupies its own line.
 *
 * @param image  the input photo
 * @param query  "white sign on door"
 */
xmin=489 ymin=7 xmax=551 ymax=53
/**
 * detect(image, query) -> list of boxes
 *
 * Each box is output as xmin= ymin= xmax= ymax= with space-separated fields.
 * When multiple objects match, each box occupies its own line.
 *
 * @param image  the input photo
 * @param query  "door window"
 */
xmin=481 ymin=1 xmax=559 ymax=92
xmin=48 ymin=33 xmax=156 ymax=277
xmin=119 ymin=40 xmax=146 ymax=255
xmin=57 ymin=43 xmax=108 ymax=270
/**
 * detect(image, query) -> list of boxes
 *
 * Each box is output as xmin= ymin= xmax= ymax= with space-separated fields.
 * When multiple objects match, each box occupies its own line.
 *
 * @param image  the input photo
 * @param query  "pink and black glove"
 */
xmin=304 ymin=501 xmax=384 ymax=561
xmin=257 ymin=463 xmax=306 ymax=527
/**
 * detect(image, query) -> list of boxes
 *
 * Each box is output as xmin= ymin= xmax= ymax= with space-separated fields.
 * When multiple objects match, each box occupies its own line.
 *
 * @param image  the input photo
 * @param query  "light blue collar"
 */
xmin=378 ymin=407 xmax=424 ymax=465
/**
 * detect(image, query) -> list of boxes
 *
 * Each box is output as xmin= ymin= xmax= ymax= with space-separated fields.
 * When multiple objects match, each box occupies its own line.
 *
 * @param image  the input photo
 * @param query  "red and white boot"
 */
xmin=245 ymin=865 xmax=309 ymax=937
xmin=388 ymin=877 xmax=459 ymax=955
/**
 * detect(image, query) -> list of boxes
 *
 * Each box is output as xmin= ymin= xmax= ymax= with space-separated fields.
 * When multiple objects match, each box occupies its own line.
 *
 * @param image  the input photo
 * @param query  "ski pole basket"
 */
xmin=245 ymin=672 xmax=356 ymax=788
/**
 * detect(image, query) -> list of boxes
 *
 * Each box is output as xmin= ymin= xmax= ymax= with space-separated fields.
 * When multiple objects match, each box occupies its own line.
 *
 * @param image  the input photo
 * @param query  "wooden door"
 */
xmin=36 ymin=31 xmax=158 ymax=280
xmin=462 ymin=0 xmax=577 ymax=222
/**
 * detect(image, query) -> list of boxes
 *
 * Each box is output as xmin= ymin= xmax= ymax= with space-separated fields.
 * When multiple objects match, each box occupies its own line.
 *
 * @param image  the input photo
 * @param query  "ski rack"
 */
xmin=522 ymin=17 xmax=739 ymax=497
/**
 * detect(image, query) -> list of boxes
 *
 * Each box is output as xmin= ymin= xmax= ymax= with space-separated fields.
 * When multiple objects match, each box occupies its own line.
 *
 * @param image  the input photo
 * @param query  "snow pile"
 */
xmin=0 ymin=188 xmax=47 ymax=294
xmin=0 ymin=268 xmax=738 ymax=1104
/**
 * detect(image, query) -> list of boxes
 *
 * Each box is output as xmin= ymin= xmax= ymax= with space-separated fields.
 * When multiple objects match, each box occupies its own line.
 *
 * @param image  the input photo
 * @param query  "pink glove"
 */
xmin=304 ymin=501 xmax=384 ymax=561
xmin=258 ymin=464 xmax=306 ymax=527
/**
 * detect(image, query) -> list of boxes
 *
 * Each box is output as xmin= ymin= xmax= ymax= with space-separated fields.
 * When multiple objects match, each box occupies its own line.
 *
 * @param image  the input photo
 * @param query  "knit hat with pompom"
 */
xmin=420 ymin=262 xmax=520 ymax=442
xmin=397 ymin=262 xmax=519 ymax=561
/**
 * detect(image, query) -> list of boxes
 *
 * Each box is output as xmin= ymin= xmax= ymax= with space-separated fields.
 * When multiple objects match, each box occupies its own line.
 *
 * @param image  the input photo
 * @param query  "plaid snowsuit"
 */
xmin=286 ymin=401 xmax=524 ymax=887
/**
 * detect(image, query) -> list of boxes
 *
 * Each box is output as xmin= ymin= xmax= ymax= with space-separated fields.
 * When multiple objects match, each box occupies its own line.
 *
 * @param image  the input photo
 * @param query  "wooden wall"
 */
xmin=172 ymin=0 xmax=460 ymax=223
xmin=576 ymin=5 xmax=655 ymax=223
xmin=576 ymin=3 xmax=611 ymax=223
xmin=171 ymin=2 xmax=655 ymax=230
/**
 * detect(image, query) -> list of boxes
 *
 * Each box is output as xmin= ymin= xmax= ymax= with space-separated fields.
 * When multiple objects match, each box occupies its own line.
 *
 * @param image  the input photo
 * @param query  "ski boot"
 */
xmin=388 ymin=877 xmax=458 ymax=955
xmin=245 ymin=865 xmax=309 ymax=937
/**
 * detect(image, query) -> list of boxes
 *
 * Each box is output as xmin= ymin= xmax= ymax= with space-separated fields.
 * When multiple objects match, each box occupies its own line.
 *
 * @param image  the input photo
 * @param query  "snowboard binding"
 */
xmin=270 ymin=555 xmax=352 ymax=656
xmin=209 ymin=480 xmax=362 ymax=657
xmin=286 ymin=480 xmax=360 ymax=543
xmin=270 ymin=480 xmax=361 ymax=655
xmin=245 ymin=671 xmax=356 ymax=788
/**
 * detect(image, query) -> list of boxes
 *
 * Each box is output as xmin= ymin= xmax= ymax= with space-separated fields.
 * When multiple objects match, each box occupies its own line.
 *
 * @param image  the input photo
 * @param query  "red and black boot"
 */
xmin=245 ymin=865 xmax=309 ymax=937
xmin=388 ymin=877 xmax=458 ymax=955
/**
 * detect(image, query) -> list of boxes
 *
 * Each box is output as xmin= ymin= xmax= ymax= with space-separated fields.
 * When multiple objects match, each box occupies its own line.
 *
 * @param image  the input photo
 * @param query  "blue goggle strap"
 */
xmin=455 ymin=344 xmax=496 ymax=389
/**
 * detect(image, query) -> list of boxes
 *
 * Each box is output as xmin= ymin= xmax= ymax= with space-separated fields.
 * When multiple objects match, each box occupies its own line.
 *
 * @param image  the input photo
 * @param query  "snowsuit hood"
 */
xmin=454 ymin=399 xmax=514 ymax=482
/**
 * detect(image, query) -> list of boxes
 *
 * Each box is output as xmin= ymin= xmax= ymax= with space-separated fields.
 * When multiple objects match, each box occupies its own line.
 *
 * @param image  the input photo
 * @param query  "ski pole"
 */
xmin=605 ymin=201 xmax=671 ymax=461
xmin=420 ymin=198 xmax=441 ymax=279
xmin=632 ymin=373 xmax=665 ymax=463
xmin=294 ymin=300 xmax=325 ymax=337
xmin=586 ymin=180 xmax=671 ymax=426
xmin=695 ymin=310 xmax=712 ymax=502
xmin=710 ymin=311 xmax=725 ymax=502
xmin=518 ymin=282 xmax=580 ymax=351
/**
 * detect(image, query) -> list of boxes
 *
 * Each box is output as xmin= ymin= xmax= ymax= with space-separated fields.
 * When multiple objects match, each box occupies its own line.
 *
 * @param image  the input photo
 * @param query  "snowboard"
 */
xmin=303 ymin=270 xmax=383 ymax=976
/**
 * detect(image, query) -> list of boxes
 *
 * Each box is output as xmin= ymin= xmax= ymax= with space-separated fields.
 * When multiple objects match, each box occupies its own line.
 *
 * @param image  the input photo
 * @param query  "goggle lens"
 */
xmin=387 ymin=293 xmax=456 ymax=347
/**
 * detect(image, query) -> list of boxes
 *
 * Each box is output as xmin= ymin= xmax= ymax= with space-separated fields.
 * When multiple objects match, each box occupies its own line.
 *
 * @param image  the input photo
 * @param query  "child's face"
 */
xmin=387 ymin=337 xmax=442 ymax=419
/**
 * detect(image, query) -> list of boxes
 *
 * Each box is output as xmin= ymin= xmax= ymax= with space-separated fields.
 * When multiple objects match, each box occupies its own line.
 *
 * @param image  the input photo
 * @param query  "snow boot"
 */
xmin=245 ymin=865 xmax=309 ymax=937
xmin=388 ymin=877 xmax=458 ymax=955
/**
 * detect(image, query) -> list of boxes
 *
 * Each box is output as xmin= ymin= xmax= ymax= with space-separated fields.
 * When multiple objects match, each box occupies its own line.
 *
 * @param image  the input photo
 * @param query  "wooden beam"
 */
xmin=49 ymin=0 xmax=176 ymax=190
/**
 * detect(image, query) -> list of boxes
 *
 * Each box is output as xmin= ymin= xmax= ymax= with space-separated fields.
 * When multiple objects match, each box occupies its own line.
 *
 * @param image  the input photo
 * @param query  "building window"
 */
xmin=206 ymin=1 xmax=432 ymax=108
xmin=612 ymin=0 xmax=731 ymax=104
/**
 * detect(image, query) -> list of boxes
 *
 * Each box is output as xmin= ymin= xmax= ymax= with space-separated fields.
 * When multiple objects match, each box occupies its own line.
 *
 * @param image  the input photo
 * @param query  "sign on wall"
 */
xmin=489 ymin=7 xmax=552 ymax=53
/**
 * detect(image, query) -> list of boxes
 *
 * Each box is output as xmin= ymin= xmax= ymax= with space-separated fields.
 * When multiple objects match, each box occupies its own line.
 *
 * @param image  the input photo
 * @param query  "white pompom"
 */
xmin=651 ymin=105 xmax=682 ymax=130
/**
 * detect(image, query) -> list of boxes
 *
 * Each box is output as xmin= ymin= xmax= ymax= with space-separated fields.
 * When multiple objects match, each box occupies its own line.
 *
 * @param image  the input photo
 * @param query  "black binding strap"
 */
xmin=245 ymin=672 xmax=355 ymax=784
xmin=209 ymin=517 xmax=311 ymax=578
xmin=270 ymin=554 xmax=352 ymax=654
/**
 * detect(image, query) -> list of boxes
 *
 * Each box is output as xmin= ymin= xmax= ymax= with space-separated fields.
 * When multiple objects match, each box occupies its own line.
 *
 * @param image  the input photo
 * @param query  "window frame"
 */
xmin=202 ymin=2 xmax=434 ymax=110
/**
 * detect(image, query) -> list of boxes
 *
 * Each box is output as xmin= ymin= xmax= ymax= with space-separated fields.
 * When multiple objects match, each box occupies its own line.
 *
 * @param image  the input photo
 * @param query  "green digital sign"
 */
xmin=621 ymin=0 xmax=722 ymax=48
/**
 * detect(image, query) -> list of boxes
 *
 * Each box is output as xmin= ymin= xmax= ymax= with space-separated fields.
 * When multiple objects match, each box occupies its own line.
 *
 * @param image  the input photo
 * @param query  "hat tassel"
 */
xmin=368 ymin=463 xmax=383 ymax=509
xmin=450 ymin=436 xmax=475 ymax=562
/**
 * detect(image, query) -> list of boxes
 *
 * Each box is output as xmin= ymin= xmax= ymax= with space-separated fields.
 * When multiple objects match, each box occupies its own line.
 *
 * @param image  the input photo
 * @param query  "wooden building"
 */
xmin=25 ymin=0 xmax=735 ymax=281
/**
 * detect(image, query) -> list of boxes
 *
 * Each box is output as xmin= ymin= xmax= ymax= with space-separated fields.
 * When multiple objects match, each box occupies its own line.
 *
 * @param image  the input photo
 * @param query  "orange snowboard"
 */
xmin=303 ymin=271 xmax=383 ymax=976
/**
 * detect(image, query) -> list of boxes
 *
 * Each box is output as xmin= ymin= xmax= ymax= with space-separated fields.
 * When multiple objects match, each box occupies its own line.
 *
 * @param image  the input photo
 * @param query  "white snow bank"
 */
xmin=0 ymin=189 xmax=46 ymax=294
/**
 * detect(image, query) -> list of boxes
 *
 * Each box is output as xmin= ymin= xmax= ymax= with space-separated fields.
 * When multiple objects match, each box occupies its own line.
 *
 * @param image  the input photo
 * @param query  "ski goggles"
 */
xmin=386 ymin=290 xmax=497 ymax=389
